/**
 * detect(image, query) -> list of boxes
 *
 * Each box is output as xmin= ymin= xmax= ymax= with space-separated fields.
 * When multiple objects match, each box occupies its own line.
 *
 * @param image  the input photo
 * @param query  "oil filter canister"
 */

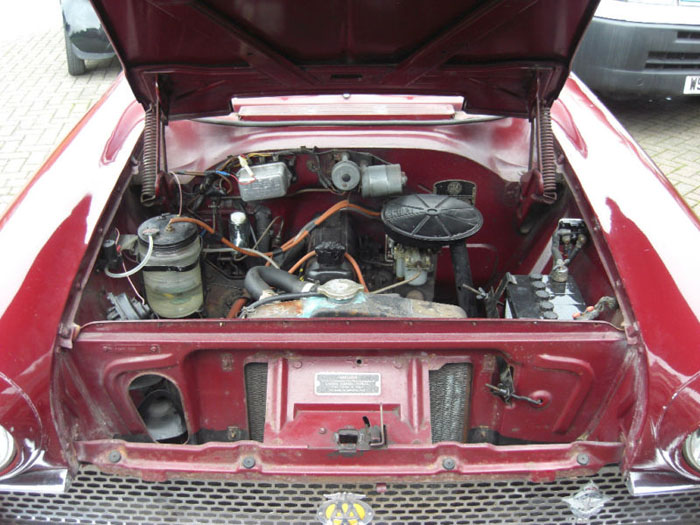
xmin=137 ymin=214 xmax=203 ymax=318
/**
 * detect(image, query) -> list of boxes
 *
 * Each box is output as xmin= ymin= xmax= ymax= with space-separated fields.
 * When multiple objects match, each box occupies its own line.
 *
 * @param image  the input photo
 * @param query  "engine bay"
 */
xmin=80 ymin=146 xmax=619 ymax=326
xmin=63 ymin=124 xmax=631 ymax=453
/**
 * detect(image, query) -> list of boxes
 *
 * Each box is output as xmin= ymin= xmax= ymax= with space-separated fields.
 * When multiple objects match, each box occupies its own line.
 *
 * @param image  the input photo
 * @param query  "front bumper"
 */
xmin=573 ymin=17 xmax=700 ymax=96
xmin=69 ymin=29 xmax=114 ymax=60
xmin=2 ymin=465 xmax=699 ymax=524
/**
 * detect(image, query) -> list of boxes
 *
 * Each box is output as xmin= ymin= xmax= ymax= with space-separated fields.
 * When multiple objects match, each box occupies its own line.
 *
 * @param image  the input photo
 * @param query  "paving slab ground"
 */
xmin=0 ymin=2 xmax=120 ymax=212
xmin=0 ymin=3 xmax=699 ymax=217
xmin=604 ymin=96 xmax=700 ymax=215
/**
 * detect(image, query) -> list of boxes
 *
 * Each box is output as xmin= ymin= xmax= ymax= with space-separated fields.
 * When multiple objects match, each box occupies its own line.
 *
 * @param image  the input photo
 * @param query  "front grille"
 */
xmin=244 ymin=362 xmax=268 ymax=442
xmin=1 ymin=466 xmax=700 ymax=524
xmin=677 ymin=30 xmax=700 ymax=42
xmin=645 ymin=51 xmax=700 ymax=70
xmin=429 ymin=363 xmax=471 ymax=443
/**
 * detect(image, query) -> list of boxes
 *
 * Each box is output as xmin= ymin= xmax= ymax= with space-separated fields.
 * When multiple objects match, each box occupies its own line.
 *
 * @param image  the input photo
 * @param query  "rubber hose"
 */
xmin=141 ymin=107 xmax=158 ymax=205
xmin=244 ymin=266 xmax=310 ymax=300
xmin=540 ymin=106 xmax=557 ymax=204
xmin=254 ymin=206 xmax=272 ymax=253
xmin=105 ymin=236 xmax=154 ymax=279
xmin=450 ymin=242 xmax=477 ymax=317
xmin=244 ymin=292 xmax=323 ymax=314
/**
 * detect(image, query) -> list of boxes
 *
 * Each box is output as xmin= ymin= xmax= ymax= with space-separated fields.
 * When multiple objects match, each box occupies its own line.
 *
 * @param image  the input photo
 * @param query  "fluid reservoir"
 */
xmin=137 ymin=214 xmax=203 ymax=318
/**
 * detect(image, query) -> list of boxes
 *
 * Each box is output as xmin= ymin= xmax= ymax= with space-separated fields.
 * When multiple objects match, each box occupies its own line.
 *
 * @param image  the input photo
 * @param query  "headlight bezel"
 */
xmin=0 ymin=424 xmax=17 ymax=474
xmin=682 ymin=428 xmax=700 ymax=473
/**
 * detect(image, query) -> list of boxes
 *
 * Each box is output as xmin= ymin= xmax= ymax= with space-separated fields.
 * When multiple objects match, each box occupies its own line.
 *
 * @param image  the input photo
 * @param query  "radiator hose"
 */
xmin=244 ymin=266 xmax=315 ymax=300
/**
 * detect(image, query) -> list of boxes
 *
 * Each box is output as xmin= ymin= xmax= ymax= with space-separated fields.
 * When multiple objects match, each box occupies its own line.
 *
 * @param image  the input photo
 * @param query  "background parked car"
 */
xmin=60 ymin=0 xmax=114 ymax=76
xmin=573 ymin=0 xmax=700 ymax=96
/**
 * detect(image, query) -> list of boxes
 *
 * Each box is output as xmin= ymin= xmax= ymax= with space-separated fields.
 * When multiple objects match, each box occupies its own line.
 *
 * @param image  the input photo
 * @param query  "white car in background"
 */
xmin=573 ymin=0 xmax=700 ymax=96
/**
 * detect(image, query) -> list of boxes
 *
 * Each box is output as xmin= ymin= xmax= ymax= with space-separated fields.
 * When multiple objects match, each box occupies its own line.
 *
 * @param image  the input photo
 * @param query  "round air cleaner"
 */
xmin=381 ymin=194 xmax=483 ymax=248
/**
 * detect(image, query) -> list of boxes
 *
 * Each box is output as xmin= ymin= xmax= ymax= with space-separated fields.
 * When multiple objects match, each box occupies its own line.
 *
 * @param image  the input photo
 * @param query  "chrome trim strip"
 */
xmin=0 ymin=468 xmax=69 ymax=494
xmin=627 ymin=470 xmax=700 ymax=496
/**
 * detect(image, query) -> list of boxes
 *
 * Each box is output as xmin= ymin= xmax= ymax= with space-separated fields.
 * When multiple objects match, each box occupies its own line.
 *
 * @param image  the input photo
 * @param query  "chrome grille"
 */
xmin=1 ymin=466 xmax=699 ymax=524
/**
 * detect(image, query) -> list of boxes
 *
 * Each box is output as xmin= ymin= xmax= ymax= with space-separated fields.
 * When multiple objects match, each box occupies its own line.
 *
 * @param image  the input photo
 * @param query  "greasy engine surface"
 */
xmin=84 ymin=148 xmax=615 ymax=325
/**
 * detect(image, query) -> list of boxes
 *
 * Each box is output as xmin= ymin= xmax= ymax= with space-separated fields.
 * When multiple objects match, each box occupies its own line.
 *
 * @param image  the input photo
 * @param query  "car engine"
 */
xmin=84 ymin=147 xmax=616 ymax=325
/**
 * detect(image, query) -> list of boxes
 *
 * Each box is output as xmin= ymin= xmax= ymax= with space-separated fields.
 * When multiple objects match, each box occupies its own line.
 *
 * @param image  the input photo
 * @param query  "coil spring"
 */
xmin=539 ymin=106 xmax=557 ymax=204
xmin=140 ymin=107 xmax=157 ymax=205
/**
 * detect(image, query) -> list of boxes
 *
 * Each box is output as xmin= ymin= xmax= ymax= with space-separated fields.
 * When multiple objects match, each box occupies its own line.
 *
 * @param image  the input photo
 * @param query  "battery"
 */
xmin=505 ymin=273 xmax=586 ymax=320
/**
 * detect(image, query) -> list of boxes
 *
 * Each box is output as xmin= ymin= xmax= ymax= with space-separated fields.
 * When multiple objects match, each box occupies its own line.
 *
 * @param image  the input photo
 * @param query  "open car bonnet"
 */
xmin=91 ymin=0 xmax=599 ymax=120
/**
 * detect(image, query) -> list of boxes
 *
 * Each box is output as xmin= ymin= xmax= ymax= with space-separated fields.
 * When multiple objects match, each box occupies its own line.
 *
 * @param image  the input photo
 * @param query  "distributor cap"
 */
xmin=381 ymin=194 xmax=483 ymax=248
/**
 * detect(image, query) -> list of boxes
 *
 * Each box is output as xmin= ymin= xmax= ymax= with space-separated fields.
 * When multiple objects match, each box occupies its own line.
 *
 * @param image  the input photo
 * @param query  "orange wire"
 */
xmin=168 ymin=217 xmax=273 ymax=258
xmin=287 ymin=250 xmax=316 ymax=274
xmin=344 ymin=252 xmax=368 ymax=291
xmin=286 ymin=250 xmax=368 ymax=291
xmin=280 ymin=200 xmax=380 ymax=252
xmin=171 ymin=200 xmax=380 ymax=260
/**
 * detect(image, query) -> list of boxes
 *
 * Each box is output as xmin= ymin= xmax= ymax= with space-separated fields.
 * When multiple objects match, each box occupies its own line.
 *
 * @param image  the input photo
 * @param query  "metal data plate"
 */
xmin=433 ymin=179 xmax=477 ymax=205
xmin=314 ymin=372 xmax=381 ymax=396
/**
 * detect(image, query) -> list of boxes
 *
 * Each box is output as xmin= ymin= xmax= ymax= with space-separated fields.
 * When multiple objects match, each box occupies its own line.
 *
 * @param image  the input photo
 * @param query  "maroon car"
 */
xmin=0 ymin=1 xmax=699 ymax=523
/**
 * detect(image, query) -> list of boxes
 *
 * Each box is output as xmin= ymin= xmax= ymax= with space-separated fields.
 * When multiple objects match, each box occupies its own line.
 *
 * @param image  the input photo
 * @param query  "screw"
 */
xmin=442 ymin=458 xmax=456 ymax=470
xmin=242 ymin=456 xmax=256 ymax=469
xmin=292 ymin=361 xmax=302 ymax=369
xmin=319 ymin=427 xmax=327 ymax=434
xmin=577 ymin=453 xmax=590 ymax=466
xmin=108 ymin=450 xmax=121 ymax=463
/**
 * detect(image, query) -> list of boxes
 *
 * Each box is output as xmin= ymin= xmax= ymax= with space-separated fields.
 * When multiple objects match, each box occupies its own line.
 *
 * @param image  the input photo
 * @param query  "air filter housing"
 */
xmin=381 ymin=194 xmax=483 ymax=248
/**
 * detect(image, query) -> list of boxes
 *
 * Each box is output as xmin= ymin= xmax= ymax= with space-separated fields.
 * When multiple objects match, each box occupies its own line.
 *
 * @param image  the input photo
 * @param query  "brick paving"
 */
xmin=0 ymin=3 xmax=120 ymax=213
xmin=0 ymin=6 xmax=698 ymax=217
xmin=605 ymin=97 xmax=700 ymax=216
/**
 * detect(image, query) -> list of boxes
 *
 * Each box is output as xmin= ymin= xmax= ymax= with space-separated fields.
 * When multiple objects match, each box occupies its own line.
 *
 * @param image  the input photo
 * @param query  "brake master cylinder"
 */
xmin=137 ymin=214 xmax=203 ymax=318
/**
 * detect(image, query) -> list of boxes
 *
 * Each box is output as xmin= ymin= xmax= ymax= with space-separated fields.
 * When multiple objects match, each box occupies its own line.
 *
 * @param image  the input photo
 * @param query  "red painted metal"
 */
xmin=554 ymin=75 xmax=700 ymax=477
xmin=0 ymin=68 xmax=698 ymax=493
xmin=232 ymin=95 xmax=463 ymax=121
xmin=64 ymin=320 xmax=627 ymax=451
xmin=0 ymin=75 xmax=144 ymax=480
xmin=75 ymin=439 xmax=623 ymax=481
xmin=89 ymin=0 xmax=599 ymax=118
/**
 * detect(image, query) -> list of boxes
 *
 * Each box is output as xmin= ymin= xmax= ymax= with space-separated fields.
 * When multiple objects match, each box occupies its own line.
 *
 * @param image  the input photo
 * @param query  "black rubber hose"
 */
xmin=450 ymin=242 xmax=477 ymax=317
xmin=244 ymin=292 xmax=323 ymax=313
xmin=254 ymin=206 xmax=272 ymax=253
xmin=141 ymin=107 xmax=158 ymax=205
xmin=243 ymin=266 xmax=310 ymax=300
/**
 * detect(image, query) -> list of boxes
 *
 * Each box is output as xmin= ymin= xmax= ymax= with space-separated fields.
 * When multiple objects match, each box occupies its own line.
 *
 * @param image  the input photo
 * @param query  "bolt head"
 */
xmin=242 ymin=456 xmax=256 ymax=469
xmin=577 ymin=453 xmax=590 ymax=466
xmin=442 ymin=457 xmax=456 ymax=470
xmin=108 ymin=450 xmax=121 ymax=463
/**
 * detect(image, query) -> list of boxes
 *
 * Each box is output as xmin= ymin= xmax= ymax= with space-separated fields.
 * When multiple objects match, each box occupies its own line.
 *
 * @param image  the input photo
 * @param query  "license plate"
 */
xmin=683 ymin=75 xmax=700 ymax=94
